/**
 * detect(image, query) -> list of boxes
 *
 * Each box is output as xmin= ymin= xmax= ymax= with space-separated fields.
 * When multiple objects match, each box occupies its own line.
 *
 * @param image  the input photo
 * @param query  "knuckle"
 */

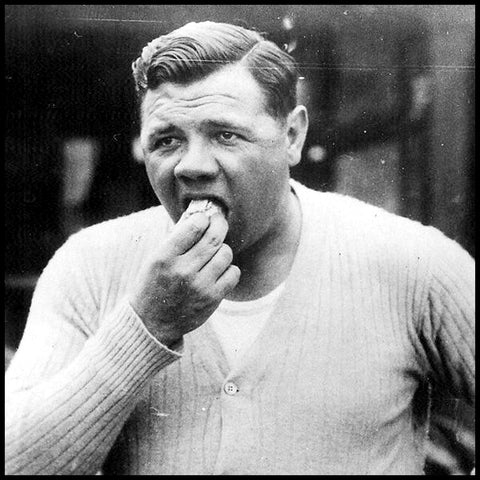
xmin=190 ymin=277 xmax=209 ymax=295
xmin=176 ymin=265 xmax=194 ymax=284
xmin=230 ymin=265 xmax=241 ymax=281
xmin=206 ymin=219 xmax=227 ymax=248
xmin=162 ymin=262 xmax=190 ymax=286
xmin=207 ymin=232 xmax=223 ymax=248
xmin=152 ymin=255 xmax=171 ymax=272
xmin=187 ymin=215 xmax=208 ymax=237
xmin=219 ymin=243 xmax=233 ymax=262
xmin=210 ymin=290 xmax=224 ymax=304
xmin=188 ymin=222 xmax=204 ymax=238
xmin=221 ymin=265 xmax=240 ymax=289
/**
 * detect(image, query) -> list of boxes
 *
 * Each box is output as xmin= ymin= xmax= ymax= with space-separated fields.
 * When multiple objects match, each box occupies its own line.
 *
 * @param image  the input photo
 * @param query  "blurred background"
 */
xmin=4 ymin=4 xmax=475 ymax=474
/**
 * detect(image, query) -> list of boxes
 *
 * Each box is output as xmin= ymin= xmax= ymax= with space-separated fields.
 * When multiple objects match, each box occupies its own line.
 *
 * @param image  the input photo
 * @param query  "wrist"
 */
xmin=128 ymin=300 xmax=182 ymax=348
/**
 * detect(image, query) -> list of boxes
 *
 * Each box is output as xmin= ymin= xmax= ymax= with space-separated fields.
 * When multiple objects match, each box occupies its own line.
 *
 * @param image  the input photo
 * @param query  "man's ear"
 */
xmin=285 ymin=105 xmax=309 ymax=167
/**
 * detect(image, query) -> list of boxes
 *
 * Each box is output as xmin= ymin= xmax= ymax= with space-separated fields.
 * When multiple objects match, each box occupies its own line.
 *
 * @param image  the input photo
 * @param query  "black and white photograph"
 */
xmin=5 ymin=5 xmax=475 ymax=475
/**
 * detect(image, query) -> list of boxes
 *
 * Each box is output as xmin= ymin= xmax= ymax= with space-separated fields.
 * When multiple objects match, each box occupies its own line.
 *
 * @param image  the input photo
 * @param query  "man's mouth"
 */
xmin=182 ymin=196 xmax=228 ymax=219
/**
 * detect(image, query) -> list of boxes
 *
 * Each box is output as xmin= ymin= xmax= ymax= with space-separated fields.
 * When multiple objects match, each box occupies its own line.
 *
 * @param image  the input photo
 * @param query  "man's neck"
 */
xmin=226 ymin=190 xmax=302 ymax=302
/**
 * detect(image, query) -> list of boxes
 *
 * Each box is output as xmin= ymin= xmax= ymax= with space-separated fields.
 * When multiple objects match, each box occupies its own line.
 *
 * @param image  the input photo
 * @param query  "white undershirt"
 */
xmin=209 ymin=282 xmax=286 ymax=367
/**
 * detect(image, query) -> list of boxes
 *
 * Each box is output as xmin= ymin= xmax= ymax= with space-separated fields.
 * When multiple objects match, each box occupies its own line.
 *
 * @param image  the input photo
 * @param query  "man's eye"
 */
xmin=218 ymin=131 xmax=238 ymax=143
xmin=154 ymin=137 xmax=180 ymax=150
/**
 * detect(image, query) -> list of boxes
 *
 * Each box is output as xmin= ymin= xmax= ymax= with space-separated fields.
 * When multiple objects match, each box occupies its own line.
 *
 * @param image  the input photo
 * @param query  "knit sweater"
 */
xmin=5 ymin=180 xmax=475 ymax=475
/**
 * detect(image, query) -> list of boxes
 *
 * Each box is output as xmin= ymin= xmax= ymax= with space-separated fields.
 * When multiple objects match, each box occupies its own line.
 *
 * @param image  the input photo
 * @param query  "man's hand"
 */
xmin=130 ymin=211 xmax=240 ymax=346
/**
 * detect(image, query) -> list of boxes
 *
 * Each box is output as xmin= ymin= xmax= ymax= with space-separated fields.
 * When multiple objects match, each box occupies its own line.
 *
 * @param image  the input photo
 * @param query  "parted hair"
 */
xmin=131 ymin=21 xmax=298 ymax=120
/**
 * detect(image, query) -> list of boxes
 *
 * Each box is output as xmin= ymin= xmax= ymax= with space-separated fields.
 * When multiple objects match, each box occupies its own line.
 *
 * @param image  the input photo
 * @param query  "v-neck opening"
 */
xmin=186 ymin=180 xmax=328 ymax=385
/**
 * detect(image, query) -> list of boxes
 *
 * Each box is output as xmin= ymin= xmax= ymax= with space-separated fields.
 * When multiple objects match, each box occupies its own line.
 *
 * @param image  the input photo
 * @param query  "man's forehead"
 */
xmin=141 ymin=94 xmax=256 ymax=131
xmin=141 ymin=64 xmax=267 ymax=115
xmin=141 ymin=69 xmax=266 ymax=127
xmin=142 ymin=88 xmax=241 ymax=112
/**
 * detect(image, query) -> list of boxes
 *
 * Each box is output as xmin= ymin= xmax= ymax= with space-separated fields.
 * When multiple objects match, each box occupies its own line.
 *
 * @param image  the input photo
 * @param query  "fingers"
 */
xmin=192 ymin=244 xmax=240 ymax=297
xmin=162 ymin=211 xmax=237 ymax=302
xmin=168 ymin=212 xmax=210 ymax=255
xmin=200 ymin=243 xmax=233 ymax=278
xmin=215 ymin=264 xmax=241 ymax=296
xmin=182 ymin=213 xmax=229 ymax=269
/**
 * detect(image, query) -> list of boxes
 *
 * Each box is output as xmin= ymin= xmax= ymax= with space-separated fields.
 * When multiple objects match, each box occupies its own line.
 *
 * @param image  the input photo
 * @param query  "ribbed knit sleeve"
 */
xmin=5 ymin=217 xmax=183 ymax=475
xmin=415 ymin=227 xmax=475 ymax=405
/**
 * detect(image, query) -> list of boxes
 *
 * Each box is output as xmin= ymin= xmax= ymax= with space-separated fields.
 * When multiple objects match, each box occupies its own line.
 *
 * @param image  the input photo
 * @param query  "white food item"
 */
xmin=185 ymin=199 xmax=224 ymax=218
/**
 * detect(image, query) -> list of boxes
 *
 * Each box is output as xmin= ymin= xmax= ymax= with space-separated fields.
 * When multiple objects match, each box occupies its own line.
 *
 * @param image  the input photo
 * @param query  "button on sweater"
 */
xmin=5 ymin=180 xmax=475 ymax=475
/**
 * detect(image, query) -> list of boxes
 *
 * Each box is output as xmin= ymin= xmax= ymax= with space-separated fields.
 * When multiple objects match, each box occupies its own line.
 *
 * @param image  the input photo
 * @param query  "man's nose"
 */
xmin=174 ymin=140 xmax=219 ymax=182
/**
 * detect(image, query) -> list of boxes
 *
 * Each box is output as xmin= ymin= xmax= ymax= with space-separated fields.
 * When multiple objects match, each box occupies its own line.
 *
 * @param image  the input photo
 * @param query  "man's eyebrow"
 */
xmin=204 ymin=118 xmax=251 ymax=132
xmin=148 ymin=124 xmax=176 ymax=136
xmin=145 ymin=125 xmax=177 ymax=145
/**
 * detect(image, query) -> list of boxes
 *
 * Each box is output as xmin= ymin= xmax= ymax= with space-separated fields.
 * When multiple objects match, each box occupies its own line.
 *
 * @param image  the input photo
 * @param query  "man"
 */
xmin=5 ymin=21 xmax=474 ymax=475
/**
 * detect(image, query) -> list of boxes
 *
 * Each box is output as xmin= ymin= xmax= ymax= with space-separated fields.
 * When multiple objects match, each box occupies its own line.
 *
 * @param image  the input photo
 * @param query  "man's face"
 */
xmin=140 ymin=63 xmax=297 ymax=254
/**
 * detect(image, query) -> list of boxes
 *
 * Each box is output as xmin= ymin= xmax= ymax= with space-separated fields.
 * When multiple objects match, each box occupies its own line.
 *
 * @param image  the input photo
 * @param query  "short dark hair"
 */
xmin=132 ymin=21 xmax=298 ymax=120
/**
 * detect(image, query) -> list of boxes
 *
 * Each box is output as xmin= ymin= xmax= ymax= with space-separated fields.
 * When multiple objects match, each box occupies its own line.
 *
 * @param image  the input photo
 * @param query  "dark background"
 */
xmin=4 ymin=5 xmax=475 ymax=475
